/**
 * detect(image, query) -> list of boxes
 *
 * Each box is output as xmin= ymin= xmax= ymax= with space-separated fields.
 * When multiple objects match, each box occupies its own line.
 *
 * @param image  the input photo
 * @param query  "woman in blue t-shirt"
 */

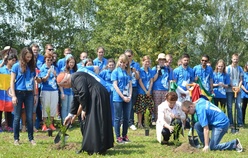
xmin=241 ymin=62 xmax=248 ymax=124
xmin=59 ymin=55 xmax=77 ymax=123
xmin=213 ymin=59 xmax=230 ymax=112
xmin=10 ymin=47 xmax=37 ymax=145
xmin=39 ymin=53 xmax=59 ymax=131
xmin=135 ymin=55 xmax=154 ymax=128
xmin=0 ymin=53 xmax=17 ymax=132
xmin=111 ymin=54 xmax=132 ymax=144
xmin=152 ymin=53 xmax=173 ymax=123
xmin=99 ymin=58 xmax=116 ymax=125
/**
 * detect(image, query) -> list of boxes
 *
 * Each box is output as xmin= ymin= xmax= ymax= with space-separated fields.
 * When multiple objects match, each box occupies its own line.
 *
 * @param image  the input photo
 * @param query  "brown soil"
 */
xmin=173 ymin=143 xmax=200 ymax=153
xmin=51 ymin=142 xmax=79 ymax=150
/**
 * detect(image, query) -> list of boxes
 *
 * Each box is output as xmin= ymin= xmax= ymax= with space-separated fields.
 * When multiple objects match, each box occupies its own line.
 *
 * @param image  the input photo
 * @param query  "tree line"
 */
xmin=0 ymin=0 xmax=248 ymax=68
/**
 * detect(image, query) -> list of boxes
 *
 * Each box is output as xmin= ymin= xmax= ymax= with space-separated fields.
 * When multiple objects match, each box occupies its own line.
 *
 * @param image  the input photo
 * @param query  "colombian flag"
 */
xmin=0 ymin=74 xmax=13 ymax=112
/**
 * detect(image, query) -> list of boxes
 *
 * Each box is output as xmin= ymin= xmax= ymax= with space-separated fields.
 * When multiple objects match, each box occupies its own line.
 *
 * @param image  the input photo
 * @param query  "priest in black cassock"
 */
xmin=57 ymin=71 xmax=114 ymax=155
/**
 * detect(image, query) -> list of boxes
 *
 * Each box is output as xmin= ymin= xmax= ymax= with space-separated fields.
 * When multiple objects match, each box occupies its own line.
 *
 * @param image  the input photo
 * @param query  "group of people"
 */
xmin=0 ymin=44 xmax=246 ymax=154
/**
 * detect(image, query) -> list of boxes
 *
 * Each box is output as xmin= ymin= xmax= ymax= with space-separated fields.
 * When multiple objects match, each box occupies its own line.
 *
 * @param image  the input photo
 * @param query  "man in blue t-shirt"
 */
xmin=182 ymin=98 xmax=243 ymax=152
xmin=173 ymin=53 xmax=194 ymax=91
xmin=193 ymin=54 xmax=214 ymax=93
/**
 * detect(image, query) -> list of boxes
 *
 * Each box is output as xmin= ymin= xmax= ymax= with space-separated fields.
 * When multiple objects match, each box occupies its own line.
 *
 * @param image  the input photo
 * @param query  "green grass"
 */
xmin=0 ymin=123 xmax=247 ymax=158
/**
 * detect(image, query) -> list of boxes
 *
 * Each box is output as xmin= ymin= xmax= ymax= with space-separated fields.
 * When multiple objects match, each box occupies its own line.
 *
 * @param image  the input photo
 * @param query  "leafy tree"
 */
xmin=186 ymin=0 xmax=248 ymax=67
xmin=86 ymin=0 xmax=208 ymax=66
xmin=0 ymin=0 xmax=26 ymax=51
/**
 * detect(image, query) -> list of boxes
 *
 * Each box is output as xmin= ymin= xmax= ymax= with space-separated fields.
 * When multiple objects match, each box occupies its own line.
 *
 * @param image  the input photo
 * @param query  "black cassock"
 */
xmin=70 ymin=72 xmax=114 ymax=154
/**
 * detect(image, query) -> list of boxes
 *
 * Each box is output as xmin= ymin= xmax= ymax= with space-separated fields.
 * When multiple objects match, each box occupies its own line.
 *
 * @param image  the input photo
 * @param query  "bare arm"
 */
xmin=10 ymin=72 xmax=17 ymax=105
xmin=203 ymin=125 xmax=210 ymax=152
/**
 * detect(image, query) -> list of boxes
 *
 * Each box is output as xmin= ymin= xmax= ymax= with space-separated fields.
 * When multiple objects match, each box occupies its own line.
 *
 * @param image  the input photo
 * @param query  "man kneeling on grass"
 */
xmin=181 ymin=98 xmax=243 ymax=152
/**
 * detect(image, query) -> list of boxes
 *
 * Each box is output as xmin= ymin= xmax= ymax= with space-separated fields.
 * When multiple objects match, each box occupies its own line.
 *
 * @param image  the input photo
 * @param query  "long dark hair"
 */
xmin=19 ymin=47 xmax=36 ymax=72
xmin=65 ymin=56 xmax=77 ymax=72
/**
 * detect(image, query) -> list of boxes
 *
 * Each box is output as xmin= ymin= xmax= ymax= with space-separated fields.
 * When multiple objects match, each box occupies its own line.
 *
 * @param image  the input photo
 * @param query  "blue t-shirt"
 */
xmin=39 ymin=64 xmax=58 ymax=91
xmin=57 ymin=58 xmax=66 ymax=74
xmin=196 ymin=98 xmax=229 ymax=128
xmin=77 ymin=62 xmax=84 ymax=70
xmin=226 ymin=65 xmax=244 ymax=92
xmin=99 ymin=69 xmax=112 ymax=84
xmin=213 ymin=72 xmax=230 ymax=98
xmin=193 ymin=65 xmax=213 ymax=92
xmin=242 ymin=72 xmax=248 ymax=98
xmin=60 ymin=67 xmax=75 ymax=95
xmin=130 ymin=60 xmax=140 ymax=88
xmin=36 ymin=54 xmax=44 ymax=69
xmin=152 ymin=66 xmax=173 ymax=91
xmin=11 ymin=62 xmax=35 ymax=91
xmin=138 ymin=67 xmax=154 ymax=95
xmin=111 ymin=67 xmax=131 ymax=102
xmin=77 ymin=67 xmax=111 ymax=92
xmin=0 ymin=65 xmax=11 ymax=74
xmin=93 ymin=57 xmax=108 ymax=71
xmin=99 ymin=69 xmax=113 ymax=92
xmin=173 ymin=65 xmax=194 ymax=91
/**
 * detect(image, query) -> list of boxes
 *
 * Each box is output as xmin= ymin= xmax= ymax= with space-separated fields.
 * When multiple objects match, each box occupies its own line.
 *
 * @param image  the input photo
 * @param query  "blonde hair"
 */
xmin=116 ymin=54 xmax=131 ymax=75
xmin=142 ymin=55 xmax=151 ymax=62
xmin=214 ymin=59 xmax=226 ymax=74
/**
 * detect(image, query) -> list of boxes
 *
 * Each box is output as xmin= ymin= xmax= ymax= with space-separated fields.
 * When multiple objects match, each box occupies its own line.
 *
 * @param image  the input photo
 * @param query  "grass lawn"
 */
xmin=0 ymin=122 xmax=247 ymax=158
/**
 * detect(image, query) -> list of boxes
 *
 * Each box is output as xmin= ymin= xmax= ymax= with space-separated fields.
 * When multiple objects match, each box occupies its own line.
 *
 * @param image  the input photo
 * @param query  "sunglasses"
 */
xmin=127 ymin=55 xmax=132 ymax=58
xmin=48 ymin=49 xmax=54 ymax=51
xmin=201 ymin=59 xmax=208 ymax=62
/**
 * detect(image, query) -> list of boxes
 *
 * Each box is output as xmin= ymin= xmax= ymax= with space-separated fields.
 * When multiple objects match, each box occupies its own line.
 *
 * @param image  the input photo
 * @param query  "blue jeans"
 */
xmin=129 ymin=87 xmax=138 ymax=126
xmin=109 ymin=92 xmax=114 ymax=126
xmin=61 ymin=94 xmax=73 ymax=123
xmin=114 ymin=101 xmax=131 ymax=138
xmin=13 ymin=90 xmax=34 ymax=141
xmin=194 ymin=122 xmax=236 ymax=150
xmin=226 ymin=92 xmax=243 ymax=125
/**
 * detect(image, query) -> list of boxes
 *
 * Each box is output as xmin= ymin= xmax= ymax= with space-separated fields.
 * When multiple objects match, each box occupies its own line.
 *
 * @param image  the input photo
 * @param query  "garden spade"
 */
xmin=54 ymin=122 xmax=71 ymax=144
xmin=188 ymin=125 xmax=200 ymax=148
xmin=231 ymin=87 xmax=239 ymax=134
xmin=188 ymin=115 xmax=200 ymax=148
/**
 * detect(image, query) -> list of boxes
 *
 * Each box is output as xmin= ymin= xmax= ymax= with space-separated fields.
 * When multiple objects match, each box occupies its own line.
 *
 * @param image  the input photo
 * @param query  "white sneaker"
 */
xmin=130 ymin=125 xmax=137 ymax=130
xmin=236 ymin=138 xmax=243 ymax=152
xmin=30 ymin=140 xmax=36 ymax=146
xmin=14 ymin=140 xmax=20 ymax=146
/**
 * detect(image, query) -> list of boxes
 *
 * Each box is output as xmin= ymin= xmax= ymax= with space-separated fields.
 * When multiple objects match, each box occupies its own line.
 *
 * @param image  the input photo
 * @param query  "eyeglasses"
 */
xmin=48 ymin=49 xmax=54 ymax=51
xmin=127 ymin=55 xmax=132 ymax=58
xmin=201 ymin=59 xmax=208 ymax=62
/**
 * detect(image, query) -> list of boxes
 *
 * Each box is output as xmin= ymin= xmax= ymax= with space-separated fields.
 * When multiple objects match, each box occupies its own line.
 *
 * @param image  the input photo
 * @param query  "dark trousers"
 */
xmin=242 ymin=98 xmax=248 ymax=124
xmin=214 ymin=98 xmax=226 ymax=112
xmin=0 ymin=111 xmax=13 ymax=128
xmin=162 ymin=119 xmax=182 ymax=141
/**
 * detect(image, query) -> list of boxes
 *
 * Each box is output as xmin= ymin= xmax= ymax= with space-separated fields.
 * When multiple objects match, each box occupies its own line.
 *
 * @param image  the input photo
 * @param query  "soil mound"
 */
xmin=174 ymin=143 xmax=200 ymax=153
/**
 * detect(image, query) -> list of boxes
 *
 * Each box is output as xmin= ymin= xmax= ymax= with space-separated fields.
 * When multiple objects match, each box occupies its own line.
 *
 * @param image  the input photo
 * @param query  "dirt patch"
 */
xmin=173 ymin=143 xmax=200 ymax=153
xmin=51 ymin=142 xmax=79 ymax=150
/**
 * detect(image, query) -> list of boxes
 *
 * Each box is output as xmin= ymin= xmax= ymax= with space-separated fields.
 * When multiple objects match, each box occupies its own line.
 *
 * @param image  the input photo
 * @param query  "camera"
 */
xmin=157 ymin=65 xmax=162 ymax=76
xmin=130 ymin=66 xmax=133 ymax=71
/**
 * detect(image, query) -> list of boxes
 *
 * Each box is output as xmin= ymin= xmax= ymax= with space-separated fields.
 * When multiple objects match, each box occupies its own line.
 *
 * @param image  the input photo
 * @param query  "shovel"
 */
xmin=231 ymin=87 xmax=239 ymax=134
xmin=188 ymin=116 xmax=200 ymax=148
xmin=54 ymin=122 xmax=71 ymax=144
